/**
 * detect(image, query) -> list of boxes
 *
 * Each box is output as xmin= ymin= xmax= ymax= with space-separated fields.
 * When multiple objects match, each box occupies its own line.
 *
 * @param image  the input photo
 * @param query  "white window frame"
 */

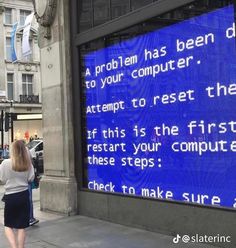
xmin=20 ymin=9 xmax=31 ymax=26
xmin=7 ymin=73 xmax=14 ymax=100
xmin=6 ymin=37 xmax=11 ymax=61
xmin=5 ymin=8 xmax=12 ymax=25
xmin=22 ymin=74 xmax=33 ymax=96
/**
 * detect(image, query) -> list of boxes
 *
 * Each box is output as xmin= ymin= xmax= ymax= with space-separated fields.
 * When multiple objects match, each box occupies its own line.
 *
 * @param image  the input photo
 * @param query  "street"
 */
xmin=0 ymin=185 xmax=220 ymax=248
xmin=0 ymin=185 xmax=219 ymax=248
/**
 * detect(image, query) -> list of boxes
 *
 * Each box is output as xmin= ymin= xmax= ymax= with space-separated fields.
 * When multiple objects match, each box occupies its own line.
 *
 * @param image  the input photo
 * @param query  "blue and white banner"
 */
xmin=22 ymin=13 xmax=34 ymax=58
xmin=11 ymin=22 xmax=18 ymax=62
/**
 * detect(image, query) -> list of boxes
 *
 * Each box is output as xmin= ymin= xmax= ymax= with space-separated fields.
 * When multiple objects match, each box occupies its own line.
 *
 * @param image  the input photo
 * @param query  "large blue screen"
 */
xmin=83 ymin=4 xmax=236 ymax=208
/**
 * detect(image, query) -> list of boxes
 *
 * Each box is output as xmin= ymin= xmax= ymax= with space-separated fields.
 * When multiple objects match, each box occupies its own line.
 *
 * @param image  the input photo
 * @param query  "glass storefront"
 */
xmin=78 ymin=0 xmax=232 ymax=32
xmin=78 ymin=0 xmax=236 ymax=209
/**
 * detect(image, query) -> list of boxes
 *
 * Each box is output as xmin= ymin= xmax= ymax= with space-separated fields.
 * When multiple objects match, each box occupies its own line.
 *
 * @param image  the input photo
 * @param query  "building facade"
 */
xmin=0 ymin=0 xmax=42 ymax=147
xmin=38 ymin=0 xmax=235 ymax=247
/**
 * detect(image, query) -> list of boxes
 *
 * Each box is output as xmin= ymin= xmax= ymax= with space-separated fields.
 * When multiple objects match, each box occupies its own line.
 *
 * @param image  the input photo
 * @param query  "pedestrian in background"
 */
xmin=3 ymin=144 xmax=9 ymax=159
xmin=0 ymin=140 xmax=34 ymax=248
xmin=28 ymin=155 xmax=39 ymax=226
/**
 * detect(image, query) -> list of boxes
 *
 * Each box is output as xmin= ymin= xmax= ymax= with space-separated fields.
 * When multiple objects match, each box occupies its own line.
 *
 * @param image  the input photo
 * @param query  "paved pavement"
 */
xmin=0 ymin=185 xmax=223 ymax=248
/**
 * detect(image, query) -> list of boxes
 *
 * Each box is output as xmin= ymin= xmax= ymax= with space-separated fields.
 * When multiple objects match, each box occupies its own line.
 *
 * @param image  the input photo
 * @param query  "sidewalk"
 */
xmin=0 ymin=186 xmax=220 ymax=248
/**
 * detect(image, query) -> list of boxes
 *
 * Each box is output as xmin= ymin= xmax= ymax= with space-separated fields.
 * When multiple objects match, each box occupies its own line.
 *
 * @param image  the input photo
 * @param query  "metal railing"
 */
xmin=19 ymin=94 xmax=39 ymax=104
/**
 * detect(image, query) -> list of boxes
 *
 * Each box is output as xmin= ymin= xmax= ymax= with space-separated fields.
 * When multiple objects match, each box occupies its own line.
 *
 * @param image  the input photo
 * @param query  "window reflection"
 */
xmin=111 ymin=0 xmax=130 ymax=18
xmin=79 ymin=0 xmax=93 ymax=32
xmin=94 ymin=0 xmax=110 ymax=26
xmin=78 ymin=0 xmax=233 ymax=33
xmin=131 ymin=0 xmax=153 ymax=11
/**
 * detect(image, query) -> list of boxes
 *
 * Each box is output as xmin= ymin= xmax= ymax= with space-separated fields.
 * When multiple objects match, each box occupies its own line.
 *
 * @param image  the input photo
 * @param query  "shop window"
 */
xmin=78 ymin=0 xmax=236 ymax=209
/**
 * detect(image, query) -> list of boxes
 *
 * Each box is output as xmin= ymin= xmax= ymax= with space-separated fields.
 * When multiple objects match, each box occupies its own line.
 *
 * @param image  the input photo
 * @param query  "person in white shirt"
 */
xmin=0 ymin=140 xmax=34 ymax=248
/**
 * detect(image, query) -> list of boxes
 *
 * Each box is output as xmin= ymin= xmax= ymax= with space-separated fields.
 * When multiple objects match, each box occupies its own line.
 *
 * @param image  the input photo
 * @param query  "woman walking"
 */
xmin=0 ymin=140 xmax=34 ymax=248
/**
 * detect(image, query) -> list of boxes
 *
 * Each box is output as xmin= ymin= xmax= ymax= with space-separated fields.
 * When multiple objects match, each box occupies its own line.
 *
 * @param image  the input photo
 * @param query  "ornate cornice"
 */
xmin=32 ymin=0 xmax=57 ymax=39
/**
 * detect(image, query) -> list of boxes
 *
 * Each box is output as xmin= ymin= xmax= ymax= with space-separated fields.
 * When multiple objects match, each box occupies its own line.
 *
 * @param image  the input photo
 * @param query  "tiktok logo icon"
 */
xmin=173 ymin=234 xmax=181 ymax=244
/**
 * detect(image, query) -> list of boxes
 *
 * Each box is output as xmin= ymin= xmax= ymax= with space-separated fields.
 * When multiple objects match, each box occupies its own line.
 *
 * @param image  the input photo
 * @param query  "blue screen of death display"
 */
xmin=82 ymin=4 xmax=236 ymax=208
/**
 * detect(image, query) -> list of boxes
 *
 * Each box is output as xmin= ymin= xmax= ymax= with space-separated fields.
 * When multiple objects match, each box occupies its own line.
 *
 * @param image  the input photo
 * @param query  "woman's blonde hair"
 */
xmin=11 ymin=140 xmax=31 ymax=172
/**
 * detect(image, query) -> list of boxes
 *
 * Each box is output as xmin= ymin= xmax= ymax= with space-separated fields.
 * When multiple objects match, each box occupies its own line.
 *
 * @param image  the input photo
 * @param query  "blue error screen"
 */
xmin=82 ymin=4 xmax=236 ymax=208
